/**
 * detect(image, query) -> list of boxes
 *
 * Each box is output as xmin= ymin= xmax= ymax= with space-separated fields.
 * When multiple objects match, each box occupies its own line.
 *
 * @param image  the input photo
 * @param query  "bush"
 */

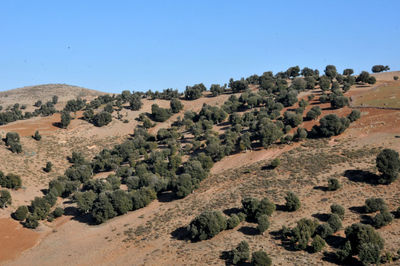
xmin=336 ymin=240 xmax=352 ymax=262
xmin=44 ymin=161 xmax=53 ymax=173
xmin=226 ymin=214 xmax=240 ymax=229
xmin=92 ymin=112 xmax=112 ymax=127
xmin=60 ymin=111 xmax=71 ymax=128
xmin=327 ymin=214 xmax=342 ymax=232
xmin=24 ymin=215 xmax=39 ymax=229
xmin=372 ymin=210 xmax=393 ymax=228
xmin=33 ymin=130 xmax=41 ymax=141
xmin=306 ymin=106 xmax=322 ymax=120
xmin=241 ymin=197 xmax=275 ymax=221
xmin=365 ymin=198 xmax=387 ymax=213
xmin=188 ymin=211 xmax=227 ymax=241
xmin=330 ymin=96 xmax=349 ymax=109
xmin=327 ymin=178 xmax=341 ymax=191
xmin=0 ymin=189 xmax=12 ymax=208
xmin=257 ymin=214 xmax=270 ymax=234
xmin=0 ymin=172 xmax=22 ymax=189
xmin=315 ymin=223 xmax=334 ymax=239
xmin=331 ymin=204 xmax=345 ymax=220
xmin=129 ymin=95 xmax=143 ymax=110
xmin=359 ymin=243 xmax=381 ymax=265
xmin=347 ymin=109 xmax=361 ymax=122
xmin=75 ymin=190 xmax=97 ymax=213
xmin=13 ymin=205 xmax=28 ymax=221
xmin=5 ymin=132 xmax=22 ymax=153
xmin=285 ymin=192 xmax=300 ymax=211
xmin=313 ymin=114 xmax=350 ymax=137
xmin=345 ymin=223 xmax=384 ymax=255
xmin=376 ymin=149 xmax=400 ymax=184
xmin=151 ymin=104 xmax=172 ymax=122
xmin=232 ymin=240 xmax=250 ymax=264
xmin=371 ymin=65 xmax=390 ymax=73
xmin=184 ymin=84 xmax=205 ymax=100
xmin=270 ymin=158 xmax=280 ymax=168
xmin=53 ymin=207 xmax=64 ymax=218
xmin=251 ymin=250 xmax=272 ymax=266
xmin=311 ymin=235 xmax=326 ymax=253
xmin=283 ymin=111 xmax=303 ymax=127
xmin=170 ymin=98 xmax=183 ymax=113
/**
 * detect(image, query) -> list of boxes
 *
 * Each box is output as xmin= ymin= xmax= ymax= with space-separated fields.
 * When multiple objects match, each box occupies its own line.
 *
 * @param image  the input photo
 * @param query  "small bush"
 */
xmin=257 ymin=214 xmax=270 ymax=234
xmin=251 ymin=250 xmax=272 ymax=266
xmin=188 ymin=211 xmax=227 ymax=241
xmin=0 ymin=172 xmax=22 ymax=189
xmin=311 ymin=235 xmax=326 ymax=253
xmin=232 ymin=240 xmax=250 ymax=264
xmin=327 ymin=178 xmax=341 ymax=191
xmin=0 ymin=190 xmax=12 ymax=208
xmin=365 ymin=198 xmax=387 ymax=213
xmin=359 ymin=243 xmax=381 ymax=265
xmin=270 ymin=158 xmax=280 ymax=169
xmin=13 ymin=205 xmax=29 ymax=221
xmin=331 ymin=204 xmax=345 ymax=220
xmin=376 ymin=149 xmax=400 ymax=184
xmin=315 ymin=223 xmax=334 ymax=239
xmin=285 ymin=192 xmax=300 ymax=212
xmin=52 ymin=207 xmax=64 ymax=218
xmin=44 ymin=162 xmax=53 ymax=173
xmin=327 ymin=214 xmax=342 ymax=232
xmin=24 ymin=215 xmax=39 ymax=229
xmin=347 ymin=110 xmax=361 ymax=122
xmin=33 ymin=130 xmax=42 ymax=141
xmin=372 ymin=210 xmax=393 ymax=228
xmin=226 ymin=214 xmax=240 ymax=229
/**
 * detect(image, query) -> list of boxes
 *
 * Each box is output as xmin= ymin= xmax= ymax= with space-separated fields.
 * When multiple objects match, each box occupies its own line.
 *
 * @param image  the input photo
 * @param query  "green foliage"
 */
xmin=5 ymin=132 xmax=22 ymax=153
xmin=372 ymin=210 xmax=393 ymax=228
xmin=33 ymin=130 xmax=42 ymax=141
xmin=376 ymin=149 xmax=400 ymax=184
xmin=330 ymin=96 xmax=349 ymax=109
xmin=0 ymin=189 xmax=12 ymax=208
xmin=91 ymin=192 xmax=117 ymax=224
xmin=188 ymin=211 xmax=227 ymax=241
xmin=226 ymin=214 xmax=240 ymax=229
xmin=92 ymin=111 xmax=112 ymax=127
xmin=365 ymin=197 xmax=387 ymax=213
xmin=13 ymin=205 xmax=28 ymax=221
xmin=270 ymin=158 xmax=280 ymax=168
xmin=229 ymin=79 xmax=248 ymax=93
xmin=65 ymin=165 xmax=92 ymax=183
xmin=129 ymin=95 xmax=143 ymax=110
xmin=242 ymin=197 xmax=275 ymax=221
xmin=151 ymin=104 xmax=172 ymax=122
xmin=313 ymin=114 xmax=350 ymax=137
xmin=64 ymin=98 xmax=86 ymax=112
xmin=343 ymin=69 xmax=354 ymax=76
xmin=0 ymin=172 xmax=22 ymax=189
xmin=306 ymin=106 xmax=322 ymax=120
xmin=319 ymin=76 xmax=331 ymax=91
xmin=210 ymin=84 xmax=225 ymax=97
xmin=30 ymin=197 xmax=51 ymax=220
xmin=283 ymin=111 xmax=303 ymax=127
xmin=111 ymin=190 xmax=132 ymax=215
xmin=24 ymin=215 xmax=39 ymax=229
xmin=53 ymin=207 xmax=64 ymax=218
xmin=325 ymin=65 xmax=337 ymax=79
xmin=371 ymin=65 xmax=390 ymax=73
xmin=311 ymin=235 xmax=326 ymax=253
xmin=285 ymin=192 xmax=300 ymax=212
xmin=347 ymin=109 xmax=361 ymax=122
xmin=315 ymin=223 xmax=334 ymax=239
xmin=345 ymin=223 xmax=384 ymax=256
xmin=184 ymin=83 xmax=205 ymax=100
xmin=170 ymin=98 xmax=183 ymax=113
xmin=257 ymin=214 xmax=270 ymax=234
xmin=74 ymin=190 xmax=97 ymax=213
xmin=359 ymin=243 xmax=381 ymax=265
xmin=60 ymin=111 xmax=71 ymax=128
xmin=336 ymin=240 xmax=352 ymax=262
xmin=232 ymin=240 xmax=250 ymax=264
xmin=327 ymin=178 xmax=341 ymax=191
xmin=251 ymin=250 xmax=272 ymax=266
xmin=356 ymin=71 xmax=371 ymax=84
xmin=327 ymin=214 xmax=342 ymax=232
xmin=331 ymin=204 xmax=345 ymax=220
xmin=289 ymin=218 xmax=319 ymax=250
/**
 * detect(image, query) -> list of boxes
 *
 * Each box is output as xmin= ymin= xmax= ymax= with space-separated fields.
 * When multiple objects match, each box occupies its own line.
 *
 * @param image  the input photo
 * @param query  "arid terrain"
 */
xmin=0 ymin=71 xmax=400 ymax=265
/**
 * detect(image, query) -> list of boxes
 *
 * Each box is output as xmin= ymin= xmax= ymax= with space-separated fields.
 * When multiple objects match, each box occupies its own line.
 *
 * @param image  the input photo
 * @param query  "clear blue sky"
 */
xmin=1 ymin=0 xmax=399 ymax=93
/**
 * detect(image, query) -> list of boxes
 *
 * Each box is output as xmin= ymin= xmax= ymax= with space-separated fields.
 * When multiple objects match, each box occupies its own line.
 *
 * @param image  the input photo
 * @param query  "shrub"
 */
xmin=283 ymin=111 xmax=303 ymax=127
xmin=372 ymin=210 xmax=393 ymax=228
xmin=33 ymin=130 xmax=41 ymax=141
xmin=365 ymin=198 xmax=387 ymax=213
xmin=0 ymin=172 xmax=22 ymax=189
xmin=13 ymin=205 xmax=29 ymax=221
xmin=91 ymin=192 xmax=117 ymax=224
xmin=330 ymin=96 xmax=349 ymax=109
xmin=315 ymin=223 xmax=334 ymax=239
xmin=5 ymin=132 xmax=22 ymax=153
xmin=184 ymin=84 xmax=205 ymax=100
xmin=376 ymin=149 xmax=400 ymax=184
xmin=285 ymin=192 xmax=300 ymax=211
xmin=74 ymin=190 xmax=97 ymax=213
xmin=129 ymin=95 xmax=143 ymax=110
xmin=251 ymin=250 xmax=272 ymax=266
xmin=0 ymin=189 xmax=12 ymax=208
xmin=270 ymin=158 xmax=280 ymax=168
xmin=336 ymin=240 xmax=352 ymax=262
xmin=24 ymin=215 xmax=39 ymax=229
xmin=327 ymin=178 xmax=341 ymax=191
xmin=311 ymin=235 xmax=326 ymax=253
xmin=31 ymin=197 xmax=51 ymax=220
xmin=331 ymin=204 xmax=345 ymax=220
xmin=319 ymin=76 xmax=331 ymax=91
xmin=188 ymin=211 xmax=227 ymax=241
xmin=313 ymin=114 xmax=350 ymax=137
xmin=232 ymin=240 xmax=250 ymax=264
xmin=347 ymin=109 xmax=361 ymax=122
xmin=257 ymin=214 xmax=270 ymax=234
xmin=327 ymin=214 xmax=342 ymax=232
xmin=306 ymin=106 xmax=322 ymax=120
xmin=44 ymin=162 xmax=53 ymax=173
xmin=345 ymin=223 xmax=384 ymax=255
xmin=92 ymin=111 xmax=112 ymax=127
xmin=53 ymin=207 xmax=64 ymax=218
xmin=60 ymin=111 xmax=71 ymax=128
xmin=226 ymin=214 xmax=240 ymax=229
xmin=170 ymin=98 xmax=183 ymax=113
xmin=371 ymin=65 xmax=390 ymax=73
xmin=151 ymin=104 xmax=172 ymax=122
xmin=359 ymin=243 xmax=381 ymax=265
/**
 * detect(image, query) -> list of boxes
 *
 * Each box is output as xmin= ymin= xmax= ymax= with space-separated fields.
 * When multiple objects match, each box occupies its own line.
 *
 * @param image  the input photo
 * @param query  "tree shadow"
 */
xmin=349 ymin=206 xmax=365 ymax=214
xmin=312 ymin=213 xmax=330 ymax=222
xmin=223 ymin=207 xmax=242 ymax=216
xmin=238 ymin=226 xmax=259 ymax=236
xmin=52 ymin=122 xmax=64 ymax=129
xmin=64 ymin=206 xmax=96 ymax=225
xmin=157 ymin=191 xmax=176 ymax=203
xmin=343 ymin=169 xmax=378 ymax=185
xmin=275 ymin=204 xmax=287 ymax=211
xmin=313 ymin=185 xmax=328 ymax=192
xmin=325 ymin=235 xmax=347 ymax=249
xmin=360 ymin=214 xmax=373 ymax=225
xmin=170 ymin=226 xmax=189 ymax=241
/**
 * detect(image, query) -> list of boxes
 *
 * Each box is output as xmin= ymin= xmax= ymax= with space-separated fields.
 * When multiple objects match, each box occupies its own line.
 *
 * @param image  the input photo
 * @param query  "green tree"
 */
xmin=74 ymin=190 xmax=97 ymax=213
xmin=257 ymin=214 xmax=270 ymax=234
xmin=0 ymin=189 xmax=11 ymax=208
xmin=319 ymin=76 xmax=331 ymax=91
xmin=306 ymin=106 xmax=322 ymax=120
xmin=24 ymin=215 xmax=39 ymax=229
xmin=188 ymin=211 xmax=227 ymax=241
xmin=285 ymin=192 xmax=300 ymax=211
xmin=226 ymin=214 xmax=240 ymax=229
xmin=327 ymin=178 xmax=341 ymax=191
xmin=330 ymin=96 xmax=349 ymax=109
xmin=151 ymin=104 xmax=172 ymax=122
xmin=251 ymin=250 xmax=272 ymax=266
xmin=325 ymin=65 xmax=337 ymax=79
xmin=13 ymin=205 xmax=29 ymax=221
xmin=92 ymin=111 xmax=112 ymax=127
xmin=345 ymin=223 xmax=384 ymax=255
xmin=347 ymin=109 xmax=361 ymax=122
xmin=170 ymin=98 xmax=183 ymax=113
xmin=311 ymin=235 xmax=326 ymax=253
xmin=44 ymin=161 xmax=53 ymax=173
xmin=371 ymin=65 xmax=390 ymax=73
xmin=365 ymin=198 xmax=387 ymax=213
xmin=376 ymin=149 xmax=400 ymax=184
xmin=232 ymin=240 xmax=250 ymax=264
xmin=327 ymin=214 xmax=342 ymax=232
xmin=313 ymin=114 xmax=350 ymax=137
xmin=60 ymin=111 xmax=71 ymax=128
xmin=331 ymin=204 xmax=345 ymax=220
xmin=33 ymin=130 xmax=42 ymax=141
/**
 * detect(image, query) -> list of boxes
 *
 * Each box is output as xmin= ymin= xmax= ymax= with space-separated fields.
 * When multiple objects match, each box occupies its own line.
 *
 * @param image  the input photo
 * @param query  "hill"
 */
xmin=1 ymin=69 xmax=400 ymax=265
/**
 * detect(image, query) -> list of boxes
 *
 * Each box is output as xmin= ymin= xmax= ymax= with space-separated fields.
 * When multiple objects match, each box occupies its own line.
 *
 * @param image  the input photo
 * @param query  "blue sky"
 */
xmin=1 ymin=0 xmax=399 ymax=93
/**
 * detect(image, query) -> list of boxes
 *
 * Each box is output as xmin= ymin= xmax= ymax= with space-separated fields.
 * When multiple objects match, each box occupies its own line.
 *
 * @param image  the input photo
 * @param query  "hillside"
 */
xmin=0 ymin=70 xmax=400 ymax=265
